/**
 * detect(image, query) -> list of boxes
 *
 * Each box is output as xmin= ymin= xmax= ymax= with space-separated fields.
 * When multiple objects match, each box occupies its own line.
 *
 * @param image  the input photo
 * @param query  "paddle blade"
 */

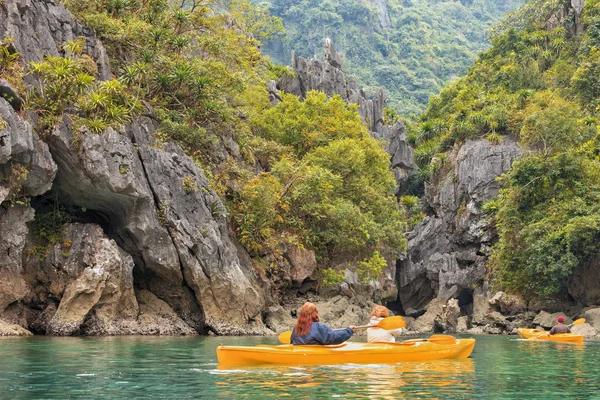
xmin=572 ymin=318 xmax=586 ymax=326
xmin=278 ymin=331 xmax=292 ymax=344
xmin=428 ymin=334 xmax=457 ymax=344
xmin=376 ymin=316 xmax=406 ymax=330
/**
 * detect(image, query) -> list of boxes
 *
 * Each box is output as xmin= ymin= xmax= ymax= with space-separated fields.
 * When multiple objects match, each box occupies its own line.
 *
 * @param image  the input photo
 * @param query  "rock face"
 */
xmin=26 ymin=223 xmax=138 ymax=335
xmin=0 ymin=0 xmax=269 ymax=336
xmin=0 ymin=97 xmax=56 ymax=202
xmin=0 ymin=0 xmax=110 ymax=81
xmin=0 ymin=205 xmax=32 ymax=313
xmin=568 ymin=260 xmax=600 ymax=306
xmin=397 ymin=138 xmax=522 ymax=313
xmin=272 ymin=40 xmax=416 ymax=193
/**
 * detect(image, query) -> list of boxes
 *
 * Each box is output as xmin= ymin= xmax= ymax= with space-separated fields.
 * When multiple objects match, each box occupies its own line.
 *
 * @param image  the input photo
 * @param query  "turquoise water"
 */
xmin=0 ymin=335 xmax=598 ymax=399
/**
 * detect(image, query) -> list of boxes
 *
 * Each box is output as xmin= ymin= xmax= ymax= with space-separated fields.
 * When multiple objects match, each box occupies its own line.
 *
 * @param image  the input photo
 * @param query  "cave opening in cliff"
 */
xmin=457 ymin=288 xmax=474 ymax=314
xmin=30 ymin=193 xmax=115 ymax=237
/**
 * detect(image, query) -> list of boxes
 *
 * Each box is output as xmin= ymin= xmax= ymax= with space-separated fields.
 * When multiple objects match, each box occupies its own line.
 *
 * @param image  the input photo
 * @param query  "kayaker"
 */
xmin=291 ymin=302 xmax=354 ymax=345
xmin=547 ymin=316 xmax=571 ymax=336
xmin=367 ymin=305 xmax=403 ymax=343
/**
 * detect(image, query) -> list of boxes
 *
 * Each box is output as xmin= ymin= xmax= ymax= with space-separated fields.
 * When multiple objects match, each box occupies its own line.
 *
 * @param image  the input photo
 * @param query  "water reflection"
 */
xmin=0 ymin=336 xmax=599 ymax=399
xmin=213 ymin=358 xmax=475 ymax=399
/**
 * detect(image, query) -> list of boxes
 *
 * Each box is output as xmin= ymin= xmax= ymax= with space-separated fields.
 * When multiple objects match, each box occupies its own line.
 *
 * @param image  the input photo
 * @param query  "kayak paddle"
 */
xmin=277 ymin=315 xmax=406 ymax=344
xmin=569 ymin=318 xmax=586 ymax=328
xmin=403 ymin=334 xmax=457 ymax=345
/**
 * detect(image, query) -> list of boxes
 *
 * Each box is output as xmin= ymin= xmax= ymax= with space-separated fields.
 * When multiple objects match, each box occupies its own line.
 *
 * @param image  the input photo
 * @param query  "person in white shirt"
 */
xmin=367 ymin=305 xmax=404 ymax=343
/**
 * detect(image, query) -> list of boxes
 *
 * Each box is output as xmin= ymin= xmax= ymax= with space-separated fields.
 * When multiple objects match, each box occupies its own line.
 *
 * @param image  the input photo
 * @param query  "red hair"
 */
xmin=295 ymin=302 xmax=319 ymax=336
xmin=371 ymin=305 xmax=389 ymax=318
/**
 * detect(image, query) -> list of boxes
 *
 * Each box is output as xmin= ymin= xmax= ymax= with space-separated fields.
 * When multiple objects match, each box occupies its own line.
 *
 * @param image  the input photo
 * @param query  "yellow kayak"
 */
xmin=517 ymin=328 xmax=546 ymax=339
xmin=518 ymin=328 xmax=584 ymax=344
xmin=216 ymin=336 xmax=476 ymax=367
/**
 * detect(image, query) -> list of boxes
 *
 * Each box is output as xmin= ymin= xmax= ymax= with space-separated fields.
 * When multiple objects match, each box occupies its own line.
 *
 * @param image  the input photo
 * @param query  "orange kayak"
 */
xmin=217 ymin=336 xmax=475 ymax=367
xmin=518 ymin=328 xmax=584 ymax=344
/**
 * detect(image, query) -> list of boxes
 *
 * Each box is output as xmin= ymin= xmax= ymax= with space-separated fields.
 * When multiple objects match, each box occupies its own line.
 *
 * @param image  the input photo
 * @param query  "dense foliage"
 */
xmin=236 ymin=91 xmax=406 ymax=277
xmin=251 ymin=0 xmax=524 ymax=114
xmin=413 ymin=0 xmax=600 ymax=298
xmin=11 ymin=0 xmax=406 ymax=284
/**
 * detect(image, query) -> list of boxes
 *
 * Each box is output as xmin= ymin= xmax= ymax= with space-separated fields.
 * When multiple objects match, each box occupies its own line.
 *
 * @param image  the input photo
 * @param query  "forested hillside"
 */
xmin=411 ymin=0 xmax=600 ymax=302
xmin=252 ymin=0 xmax=524 ymax=114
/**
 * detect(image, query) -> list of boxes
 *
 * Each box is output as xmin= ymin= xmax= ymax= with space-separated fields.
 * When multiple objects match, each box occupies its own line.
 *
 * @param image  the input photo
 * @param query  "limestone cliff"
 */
xmin=397 ymin=138 xmax=522 ymax=317
xmin=0 ymin=0 xmax=269 ymax=336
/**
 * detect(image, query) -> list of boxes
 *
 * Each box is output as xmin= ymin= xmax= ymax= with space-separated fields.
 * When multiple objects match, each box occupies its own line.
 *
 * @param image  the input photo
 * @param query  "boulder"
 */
xmin=264 ymin=305 xmax=296 ymax=334
xmin=313 ymin=295 xmax=377 ymax=329
xmin=583 ymin=308 xmax=600 ymax=330
xmin=533 ymin=311 xmax=572 ymax=329
xmin=488 ymin=291 xmax=527 ymax=315
xmin=571 ymin=323 xmax=597 ymax=339
xmin=0 ymin=319 xmax=32 ymax=336
xmin=412 ymin=298 xmax=444 ymax=333
xmin=456 ymin=316 xmax=469 ymax=333
xmin=284 ymin=244 xmax=317 ymax=283
xmin=29 ymin=223 xmax=139 ymax=335
xmin=472 ymin=286 xmax=493 ymax=324
xmin=466 ymin=326 xmax=484 ymax=334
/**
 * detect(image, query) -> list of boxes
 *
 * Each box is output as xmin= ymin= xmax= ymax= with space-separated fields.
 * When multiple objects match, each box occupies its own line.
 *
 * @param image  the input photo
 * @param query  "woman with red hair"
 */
xmin=291 ymin=302 xmax=354 ymax=345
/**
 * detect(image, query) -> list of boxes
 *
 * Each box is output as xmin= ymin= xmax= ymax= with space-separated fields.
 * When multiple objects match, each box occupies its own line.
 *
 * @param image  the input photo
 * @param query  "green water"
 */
xmin=0 ymin=335 xmax=598 ymax=399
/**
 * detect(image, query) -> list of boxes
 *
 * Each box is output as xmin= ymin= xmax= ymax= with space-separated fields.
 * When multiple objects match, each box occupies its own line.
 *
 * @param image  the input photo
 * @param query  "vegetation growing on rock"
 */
xmin=11 ymin=0 xmax=405 ymax=286
xmin=412 ymin=0 xmax=600 ymax=299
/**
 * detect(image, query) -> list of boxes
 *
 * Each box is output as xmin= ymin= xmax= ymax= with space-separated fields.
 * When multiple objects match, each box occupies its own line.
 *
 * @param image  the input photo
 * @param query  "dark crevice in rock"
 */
xmin=129 ymin=130 xmax=206 ymax=334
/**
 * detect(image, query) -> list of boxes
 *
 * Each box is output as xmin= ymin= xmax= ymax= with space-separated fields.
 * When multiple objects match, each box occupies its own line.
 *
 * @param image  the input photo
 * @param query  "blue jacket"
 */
xmin=291 ymin=322 xmax=353 ymax=345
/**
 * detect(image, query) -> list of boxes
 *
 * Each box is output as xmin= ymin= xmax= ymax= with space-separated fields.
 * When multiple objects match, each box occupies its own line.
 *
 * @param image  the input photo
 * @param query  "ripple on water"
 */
xmin=0 ymin=335 xmax=598 ymax=399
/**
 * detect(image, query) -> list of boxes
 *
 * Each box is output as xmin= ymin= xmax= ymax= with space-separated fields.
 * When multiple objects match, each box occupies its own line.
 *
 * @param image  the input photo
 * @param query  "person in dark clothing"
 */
xmin=291 ymin=302 xmax=354 ymax=345
xmin=547 ymin=316 xmax=571 ymax=335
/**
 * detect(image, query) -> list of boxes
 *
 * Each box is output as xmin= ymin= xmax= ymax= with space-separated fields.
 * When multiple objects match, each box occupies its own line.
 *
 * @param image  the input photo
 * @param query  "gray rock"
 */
xmin=324 ymin=38 xmax=343 ymax=69
xmin=571 ymin=322 xmax=597 ymax=338
xmin=312 ymin=295 xmax=377 ymax=329
xmin=0 ymin=0 xmax=111 ymax=80
xmin=27 ymin=223 xmax=139 ymax=335
xmin=456 ymin=316 xmax=469 ymax=333
xmin=284 ymin=244 xmax=317 ymax=284
xmin=568 ymin=260 xmax=600 ymax=306
xmin=131 ymin=120 xmax=269 ymax=334
xmin=466 ymin=326 xmax=484 ymax=334
xmin=397 ymin=138 xmax=522 ymax=314
xmin=533 ymin=311 xmax=572 ymax=329
xmin=0 ymin=205 xmax=32 ymax=313
xmin=264 ymin=305 xmax=296 ymax=334
xmin=583 ymin=308 xmax=600 ymax=330
xmin=0 ymin=79 xmax=23 ymax=111
xmin=413 ymin=298 xmax=444 ymax=333
xmin=0 ymin=98 xmax=56 ymax=201
xmin=488 ymin=291 xmax=527 ymax=315
xmin=0 ymin=319 xmax=32 ymax=336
